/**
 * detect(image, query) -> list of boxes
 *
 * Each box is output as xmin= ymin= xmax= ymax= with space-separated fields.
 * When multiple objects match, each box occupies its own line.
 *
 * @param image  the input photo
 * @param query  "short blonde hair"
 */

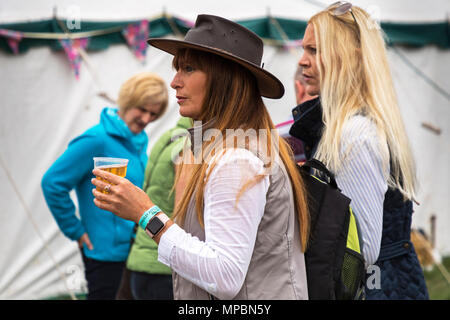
xmin=117 ymin=72 xmax=168 ymax=120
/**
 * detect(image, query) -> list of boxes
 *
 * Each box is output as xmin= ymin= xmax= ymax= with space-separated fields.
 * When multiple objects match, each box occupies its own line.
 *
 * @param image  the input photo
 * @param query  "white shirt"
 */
xmin=158 ymin=148 xmax=270 ymax=300
xmin=334 ymin=115 xmax=388 ymax=267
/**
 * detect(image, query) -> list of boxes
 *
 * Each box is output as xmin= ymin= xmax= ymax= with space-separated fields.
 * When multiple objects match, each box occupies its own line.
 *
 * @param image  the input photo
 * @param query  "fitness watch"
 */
xmin=145 ymin=213 xmax=170 ymax=238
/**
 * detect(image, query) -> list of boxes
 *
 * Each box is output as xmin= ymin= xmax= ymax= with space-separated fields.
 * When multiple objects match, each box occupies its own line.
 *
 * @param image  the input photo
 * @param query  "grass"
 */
xmin=423 ymin=256 xmax=450 ymax=300
xmin=45 ymin=293 xmax=86 ymax=300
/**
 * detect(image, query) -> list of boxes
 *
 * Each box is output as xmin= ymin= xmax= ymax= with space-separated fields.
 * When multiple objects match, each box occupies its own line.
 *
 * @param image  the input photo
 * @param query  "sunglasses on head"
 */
xmin=328 ymin=1 xmax=358 ymax=24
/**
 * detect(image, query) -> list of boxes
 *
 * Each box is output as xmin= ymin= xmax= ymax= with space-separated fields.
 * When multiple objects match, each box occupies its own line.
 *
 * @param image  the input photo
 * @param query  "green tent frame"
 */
xmin=0 ymin=14 xmax=449 ymax=54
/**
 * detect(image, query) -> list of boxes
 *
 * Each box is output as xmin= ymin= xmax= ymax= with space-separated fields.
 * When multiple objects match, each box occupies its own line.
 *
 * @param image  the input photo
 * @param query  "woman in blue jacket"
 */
xmin=41 ymin=72 xmax=168 ymax=299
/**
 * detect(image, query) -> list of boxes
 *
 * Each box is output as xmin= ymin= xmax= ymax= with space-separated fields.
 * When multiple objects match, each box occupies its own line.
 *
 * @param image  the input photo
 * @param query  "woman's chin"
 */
xmin=129 ymin=125 xmax=144 ymax=134
xmin=306 ymin=86 xmax=319 ymax=97
xmin=179 ymin=109 xmax=192 ymax=118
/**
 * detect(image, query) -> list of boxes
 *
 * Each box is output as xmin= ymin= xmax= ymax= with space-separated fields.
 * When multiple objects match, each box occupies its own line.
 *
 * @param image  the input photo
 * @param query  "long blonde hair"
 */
xmin=310 ymin=4 xmax=417 ymax=200
xmin=172 ymin=48 xmax=310 ymax=251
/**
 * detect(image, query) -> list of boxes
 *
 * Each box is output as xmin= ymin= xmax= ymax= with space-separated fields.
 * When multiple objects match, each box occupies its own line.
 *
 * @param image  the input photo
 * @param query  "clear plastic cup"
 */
xmin=93 ymin=157 xmax=129 ymax=193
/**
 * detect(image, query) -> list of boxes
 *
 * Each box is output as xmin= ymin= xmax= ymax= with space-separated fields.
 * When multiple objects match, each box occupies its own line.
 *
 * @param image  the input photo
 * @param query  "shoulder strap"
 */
xmin=301 ymin=158 xmax=339 ymax=190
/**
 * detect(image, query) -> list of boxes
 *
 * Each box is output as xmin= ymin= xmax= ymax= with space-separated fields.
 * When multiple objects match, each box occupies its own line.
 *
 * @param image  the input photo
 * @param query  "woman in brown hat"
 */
xmin=91 ymin=14 xmax=309 ymax=300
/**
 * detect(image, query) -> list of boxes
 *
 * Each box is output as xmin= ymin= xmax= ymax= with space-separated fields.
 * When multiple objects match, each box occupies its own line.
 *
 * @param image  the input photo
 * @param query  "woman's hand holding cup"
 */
xmin=91 ymin=168 xmax=153 ymax=224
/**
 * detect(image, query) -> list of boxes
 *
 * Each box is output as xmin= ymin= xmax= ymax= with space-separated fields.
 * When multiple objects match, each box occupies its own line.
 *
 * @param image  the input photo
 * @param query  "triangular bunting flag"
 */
xmin=59 ymin=38 xmax=89 ymax=80
xmin=0 ymin=29 xmax=23 ymax=54
xmin=177 ymin=17 xmax=195 ymax=28
xmin=122 ymin=20 xmax=149 ymax=62
xmin=283 ymin=39 xmax=303 ymax=51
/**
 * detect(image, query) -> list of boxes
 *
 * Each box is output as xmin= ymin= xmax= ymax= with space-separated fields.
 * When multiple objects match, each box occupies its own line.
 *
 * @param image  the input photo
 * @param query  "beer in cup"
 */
xmin=93 ymin=157 xmax=129 ymax=193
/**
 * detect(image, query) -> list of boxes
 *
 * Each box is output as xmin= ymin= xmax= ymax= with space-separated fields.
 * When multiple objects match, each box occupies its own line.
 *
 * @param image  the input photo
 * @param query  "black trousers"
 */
xmin=129 ymin=270 xmax=173 ymax=300
xmin=81 ymin=251 xmax=125 ymax=300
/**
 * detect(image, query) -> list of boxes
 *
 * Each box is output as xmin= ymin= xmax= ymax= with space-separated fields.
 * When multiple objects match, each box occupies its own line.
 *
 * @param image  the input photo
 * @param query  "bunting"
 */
xmin=176 ymin=17 xmax=195 ymax=28
xmin=122 ymin=20 xmax=149 ymax=63
xmin=59 ymin=38 xmax=89 ymax=80
xmin=283 ymin=39 xmax=303 ymax=51
xmin=0 ymin=16 xmax=448 ymax=99
xmin=0 ymin=29 xmax=23 ymax=54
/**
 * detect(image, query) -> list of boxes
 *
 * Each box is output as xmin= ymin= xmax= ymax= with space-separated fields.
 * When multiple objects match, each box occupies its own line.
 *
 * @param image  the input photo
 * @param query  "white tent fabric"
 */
xmin=0 ymin=0 xmax=449 ymax=299
xmin=0 ymin=0 xmax=448 ymax=22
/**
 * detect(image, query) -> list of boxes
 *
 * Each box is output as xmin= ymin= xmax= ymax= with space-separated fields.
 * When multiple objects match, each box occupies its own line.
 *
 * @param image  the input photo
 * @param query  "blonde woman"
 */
xmin=91 ymin=14 xmax=309 ymax=300
xmin=289 ymin=2 xmax=428 ymax=299
xmin=42 ymin=72 xmax=168 ymax=299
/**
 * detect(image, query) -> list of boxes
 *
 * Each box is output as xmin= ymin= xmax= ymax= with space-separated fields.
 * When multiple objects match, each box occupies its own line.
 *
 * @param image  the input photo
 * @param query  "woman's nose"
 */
xmin=298 ymin=53 xmax=309 ymax=68
xmin=170 ymin=71 xmax=182 ymax=89
xmin=141 ymin=112 xmax=153 ymax=124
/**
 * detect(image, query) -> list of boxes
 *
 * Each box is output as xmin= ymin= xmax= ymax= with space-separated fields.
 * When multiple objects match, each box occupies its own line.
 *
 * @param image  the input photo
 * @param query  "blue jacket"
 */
xmin=41 ymin=107 xmax=148 ymax=262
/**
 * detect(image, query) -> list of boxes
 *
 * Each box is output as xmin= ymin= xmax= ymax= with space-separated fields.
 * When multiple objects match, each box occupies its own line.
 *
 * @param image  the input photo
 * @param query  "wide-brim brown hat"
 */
xmin=147 ymin=14 xmax=285 ymax=99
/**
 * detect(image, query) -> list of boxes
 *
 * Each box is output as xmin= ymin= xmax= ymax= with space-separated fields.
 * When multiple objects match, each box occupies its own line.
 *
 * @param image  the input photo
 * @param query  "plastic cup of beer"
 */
xmin=93 ymin=157 xmax=129 ymax=193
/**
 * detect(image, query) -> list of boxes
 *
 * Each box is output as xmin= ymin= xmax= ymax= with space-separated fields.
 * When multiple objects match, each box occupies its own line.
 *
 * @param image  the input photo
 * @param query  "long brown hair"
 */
xmin=172 ymin=49 xmax=310 ymax=251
